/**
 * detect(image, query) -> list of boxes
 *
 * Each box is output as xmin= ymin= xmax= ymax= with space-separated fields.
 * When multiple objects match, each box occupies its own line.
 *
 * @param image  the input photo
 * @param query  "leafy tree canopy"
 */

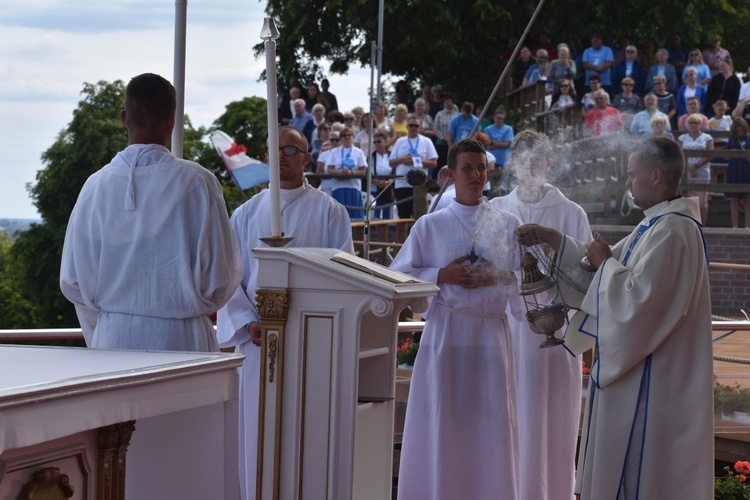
xmin=258 ymin=0 xmax=750 ymax=103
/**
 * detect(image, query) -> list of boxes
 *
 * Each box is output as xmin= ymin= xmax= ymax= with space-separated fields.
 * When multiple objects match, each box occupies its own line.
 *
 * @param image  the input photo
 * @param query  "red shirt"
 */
xmin=585 ymin=107 xmax=623 ymax=135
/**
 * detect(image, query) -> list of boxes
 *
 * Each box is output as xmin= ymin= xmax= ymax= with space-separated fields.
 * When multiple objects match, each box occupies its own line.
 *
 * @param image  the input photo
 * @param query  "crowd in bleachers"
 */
xmin=274 ymin=33 xmax=750 ymax=226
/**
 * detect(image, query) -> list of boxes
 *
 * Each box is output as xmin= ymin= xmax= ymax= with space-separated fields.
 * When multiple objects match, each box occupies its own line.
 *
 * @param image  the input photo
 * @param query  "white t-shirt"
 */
xmin=390 ymin=134 xmax=438 ymax=189
xmin=326 ymin=146 xmax=367 ymax=191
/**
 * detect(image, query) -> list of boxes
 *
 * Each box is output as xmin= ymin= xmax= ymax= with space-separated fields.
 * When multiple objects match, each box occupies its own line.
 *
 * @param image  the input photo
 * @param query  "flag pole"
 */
xmin=171 ymin=0 xmax=187 ymax=157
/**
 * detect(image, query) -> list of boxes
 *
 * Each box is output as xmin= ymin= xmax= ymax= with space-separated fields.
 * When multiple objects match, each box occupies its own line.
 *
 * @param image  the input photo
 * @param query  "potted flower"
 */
xmin=715 ymin=461 xmax=750 ymax=499
xmin=397 ymin=337 xmax=419 ymax=368
xmin=715 ymin=382 xmax=750 ymax=421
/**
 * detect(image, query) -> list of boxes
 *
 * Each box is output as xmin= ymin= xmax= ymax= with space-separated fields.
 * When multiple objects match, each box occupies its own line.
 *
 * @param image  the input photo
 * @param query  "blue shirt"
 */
xmin=448 ymin=114 xmax=478 ymax=142
xmin=289 ymin=111 xmax=315 ymax=142
xmin=483 ymin=124 xmax=514 ymax=165
xmin=583 ymin=45 xmax=614 ymax=85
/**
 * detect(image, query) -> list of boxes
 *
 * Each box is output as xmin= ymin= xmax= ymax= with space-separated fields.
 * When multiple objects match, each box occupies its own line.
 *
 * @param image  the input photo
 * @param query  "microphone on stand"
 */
xmin=363 ymin=169 xmax=429 ymax=260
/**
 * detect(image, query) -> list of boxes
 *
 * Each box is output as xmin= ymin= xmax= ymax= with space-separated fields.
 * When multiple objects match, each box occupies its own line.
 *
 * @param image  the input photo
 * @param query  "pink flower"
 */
xmin=739 ymin=474 xmax=747 ymax=483
xmin=735 ymin=461 xmax=750 ymax=475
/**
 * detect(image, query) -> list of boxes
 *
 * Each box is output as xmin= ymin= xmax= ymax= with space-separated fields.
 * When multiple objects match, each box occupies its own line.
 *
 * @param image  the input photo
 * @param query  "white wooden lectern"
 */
xmin=252 ymin=247 xmax=438 ymax=500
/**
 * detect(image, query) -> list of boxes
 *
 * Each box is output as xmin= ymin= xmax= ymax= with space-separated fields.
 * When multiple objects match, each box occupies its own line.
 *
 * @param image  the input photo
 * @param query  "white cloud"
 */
xmin=0 ymin=0 xmax=374 ymax=219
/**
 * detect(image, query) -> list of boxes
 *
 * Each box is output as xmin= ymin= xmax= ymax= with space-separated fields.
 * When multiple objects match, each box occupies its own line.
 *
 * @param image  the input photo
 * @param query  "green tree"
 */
xmin=0 ymin=232 xmax=37 ymax=329
xmin=258 ymin=0 xmax=750 ymax=103
xmin=14 ymin=80 xmax=127 ymax=327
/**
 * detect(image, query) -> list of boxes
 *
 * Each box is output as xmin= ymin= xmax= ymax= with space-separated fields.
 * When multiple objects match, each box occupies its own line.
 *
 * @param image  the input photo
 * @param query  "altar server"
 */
xmin=517 ymin=136 xmax=713 ymax=500
xmin=217 ymin=125 xmax=353 ymax=500
xmin=392 ymin=139 xmax=522 ymax=499
xmin=492 ymin=129 xmax=592 ymax=500
xmin=60 ymin=73 xmax=242 ymax=351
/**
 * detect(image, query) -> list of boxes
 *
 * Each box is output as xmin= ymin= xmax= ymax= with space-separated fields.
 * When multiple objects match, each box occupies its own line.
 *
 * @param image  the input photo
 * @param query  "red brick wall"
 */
xmin=595 ymin=227 xmax=749 ymax=318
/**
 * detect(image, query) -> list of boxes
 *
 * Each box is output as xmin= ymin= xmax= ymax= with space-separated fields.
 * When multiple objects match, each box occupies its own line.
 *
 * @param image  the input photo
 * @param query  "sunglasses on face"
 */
xmin=321 ymin=126 xmax=331 ymax=131
xmin=345 ymin=117 xmax=355 ymax=121
xmin=330 ymin=138 xmax=340 ymax=142
xmin=408 ymin=124 xmax=420 ymax=128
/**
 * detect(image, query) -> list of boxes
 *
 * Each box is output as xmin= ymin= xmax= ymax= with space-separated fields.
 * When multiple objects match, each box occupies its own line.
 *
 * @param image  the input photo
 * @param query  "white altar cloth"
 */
xmin=0 ymin=345 xmax=243 ymax=454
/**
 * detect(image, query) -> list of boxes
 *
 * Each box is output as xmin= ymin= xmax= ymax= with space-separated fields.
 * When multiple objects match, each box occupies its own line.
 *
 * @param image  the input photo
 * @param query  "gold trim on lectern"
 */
xmin=256 ymin=288 xmax=290 ymax=500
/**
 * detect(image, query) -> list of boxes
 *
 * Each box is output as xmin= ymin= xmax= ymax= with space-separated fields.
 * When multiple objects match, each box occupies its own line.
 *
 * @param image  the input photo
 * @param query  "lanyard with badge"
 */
xmin=341 ymin=147 xmax=355 ymax=169
xmin=407 ymin=136 xmax=423 ymax=168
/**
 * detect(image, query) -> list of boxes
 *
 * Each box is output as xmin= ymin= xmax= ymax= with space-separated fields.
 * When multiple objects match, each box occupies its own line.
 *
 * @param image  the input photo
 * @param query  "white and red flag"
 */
xmin=210 ymin=130 xmax=269 ymax=191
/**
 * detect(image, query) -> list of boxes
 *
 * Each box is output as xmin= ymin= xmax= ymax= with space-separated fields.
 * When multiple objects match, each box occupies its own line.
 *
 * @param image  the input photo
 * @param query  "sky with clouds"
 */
xmin=0 ymin=0 xmax=373 ymax=219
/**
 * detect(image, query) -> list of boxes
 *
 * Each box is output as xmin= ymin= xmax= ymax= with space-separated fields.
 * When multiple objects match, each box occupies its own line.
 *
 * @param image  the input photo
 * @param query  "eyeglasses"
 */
xmin=329 ymin=138 xmax=340 ymax=142
xmin=279 ymin=145 xmax=306 ymax=155
xmin=408 ymin=124 xmax=420 ymax=128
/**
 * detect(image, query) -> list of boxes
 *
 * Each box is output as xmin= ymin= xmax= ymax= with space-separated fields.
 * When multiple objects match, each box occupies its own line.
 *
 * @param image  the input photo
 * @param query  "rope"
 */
xmin=714 ymin=354 xmax=750 ymax=365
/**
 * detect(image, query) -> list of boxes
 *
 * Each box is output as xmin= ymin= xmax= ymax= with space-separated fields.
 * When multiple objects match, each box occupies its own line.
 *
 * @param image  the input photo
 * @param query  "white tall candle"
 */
xmin=264 ymin=38 xmax=281 ymax=238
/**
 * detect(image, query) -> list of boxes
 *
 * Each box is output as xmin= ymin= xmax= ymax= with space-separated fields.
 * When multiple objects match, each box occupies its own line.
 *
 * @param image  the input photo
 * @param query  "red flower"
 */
xmin=725 ymin=385 xmax=736 ymax=392
xmin=735 ymin=461 xmax=750 ymax=475
xmin=740 ymin=474 xmax=747 ymax=483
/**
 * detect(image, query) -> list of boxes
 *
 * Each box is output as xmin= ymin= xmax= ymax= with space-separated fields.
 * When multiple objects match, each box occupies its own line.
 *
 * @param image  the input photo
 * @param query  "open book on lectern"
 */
xmin=331 ymin=252 xmax=420 ymax=285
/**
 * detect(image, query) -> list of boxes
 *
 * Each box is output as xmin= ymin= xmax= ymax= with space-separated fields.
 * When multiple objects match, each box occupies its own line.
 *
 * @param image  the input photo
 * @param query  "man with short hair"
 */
xmin=493 ymin=129 xmax=591 ymax=500
xmin=582 ymin=34 xmax=614 ymax=93
xmin=289 ymin=98 xmax=315 ymax=145
xmin=630 ymin=93 xmax=671 ymax=133
xmin=390 ymin=116 xmax=438 ymax=218
xmin=666 ymin=34 xmax=689 ymax=81
xmin=218 ymin=126 xmax=353 ymax=500
xmin=484 ymin=108 xmax=514 ymax=194
xmin=320 ymin=78 xmax=338 ymax=111
xmin=584 ymin=90 xmax=623 ymax=136
xmin=447 ymin=101 xmax=478 ymax=148
xmin=434 ymin=93 xmax=459 ymax=172
xmin=61 ymin=72 xmax=242 ymax=351
xmin=393 ymin=139 xmax=522 ymax=499
xmin=516 ymin=136 xmax=713 ymax=500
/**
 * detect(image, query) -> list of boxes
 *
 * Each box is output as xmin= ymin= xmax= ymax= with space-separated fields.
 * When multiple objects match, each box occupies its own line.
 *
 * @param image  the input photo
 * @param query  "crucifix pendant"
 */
xmin=468 ymin=247 xmax=478 ymax=264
